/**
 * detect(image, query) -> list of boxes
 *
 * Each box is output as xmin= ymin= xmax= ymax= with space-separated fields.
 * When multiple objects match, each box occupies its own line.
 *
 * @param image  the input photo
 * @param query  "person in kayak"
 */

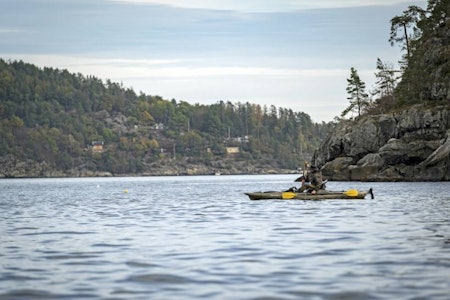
xmin=285 ymin=163 xmax=326 ymax=194
xmin=298 ymin=164 xmax=324 ymax=194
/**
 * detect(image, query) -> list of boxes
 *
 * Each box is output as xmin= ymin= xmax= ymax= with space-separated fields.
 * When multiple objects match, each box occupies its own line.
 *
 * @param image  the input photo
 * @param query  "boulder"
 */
xmin=417 ymin=129 xmax=450 ymax=181
xmin=349 ymin=153 xmax=385 ymax=181
xmin=321 ymin=157 xmax=354 ymax=180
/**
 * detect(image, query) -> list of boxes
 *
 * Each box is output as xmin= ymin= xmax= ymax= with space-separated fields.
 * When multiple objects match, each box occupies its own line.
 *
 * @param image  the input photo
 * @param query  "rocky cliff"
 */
xmin=313 ymin=104 xmax=450 ymax=181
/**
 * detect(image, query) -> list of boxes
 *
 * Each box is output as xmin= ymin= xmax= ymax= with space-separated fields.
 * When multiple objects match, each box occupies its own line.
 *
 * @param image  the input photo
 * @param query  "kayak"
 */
xmin=245 ymin=188 xmax=374 ymax=200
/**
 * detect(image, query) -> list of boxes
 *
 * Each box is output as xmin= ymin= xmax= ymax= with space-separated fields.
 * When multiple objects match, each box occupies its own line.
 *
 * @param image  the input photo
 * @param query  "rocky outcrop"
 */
xmin=314 ymin=104 xmax=450 ymax=181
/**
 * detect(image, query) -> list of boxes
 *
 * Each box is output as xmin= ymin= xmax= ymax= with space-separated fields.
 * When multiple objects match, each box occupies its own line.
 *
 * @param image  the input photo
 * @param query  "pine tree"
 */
xmin=342 ymin=67 xmax=369 ymax=118
xmin=373 ymin=58 xmax=399 ymax=100
xmin=389 ymin=5 xmax=425 ymax=63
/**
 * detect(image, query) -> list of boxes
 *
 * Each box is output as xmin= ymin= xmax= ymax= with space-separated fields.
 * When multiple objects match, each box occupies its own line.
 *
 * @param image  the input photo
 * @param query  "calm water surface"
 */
xmin=1 ymin=175 xmax=449 ymax=299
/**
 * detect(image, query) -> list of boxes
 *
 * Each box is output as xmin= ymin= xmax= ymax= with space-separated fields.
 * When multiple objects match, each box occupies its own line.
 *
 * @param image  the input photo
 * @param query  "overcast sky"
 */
xmin=0 ymin=0 xmax=426 ymax=122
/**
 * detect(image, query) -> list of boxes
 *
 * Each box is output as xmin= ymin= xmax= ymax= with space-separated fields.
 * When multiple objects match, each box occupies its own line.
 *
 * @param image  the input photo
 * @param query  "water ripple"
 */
xmin=1 ymin=177 xmax=449 ymax=299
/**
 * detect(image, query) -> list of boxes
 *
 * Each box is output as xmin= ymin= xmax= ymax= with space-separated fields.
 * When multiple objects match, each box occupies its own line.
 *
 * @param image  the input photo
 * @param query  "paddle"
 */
xmin=281 ymin=192 xmax=296 ymax=199
xmin=343 ymin=189 xmax=358 ymax=197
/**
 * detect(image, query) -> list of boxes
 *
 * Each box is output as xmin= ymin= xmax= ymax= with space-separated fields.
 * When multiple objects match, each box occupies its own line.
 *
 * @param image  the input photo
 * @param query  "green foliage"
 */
xmin=373 ymin=58 xmax=399 ymax=99
xmin=389 ymin=5 xmax=426 ymax=62
xmin=368 ymin=58 xmax=400 ymax=114
xmin=387 ymin=0 xmax=449 ymax=106
xmin=0 ymin=58 xmax=332 ymax=173
xmin=358 ymin=0 xmax=448 ymax=118
xmin=342 ymin=67 xmax=370 ymax=118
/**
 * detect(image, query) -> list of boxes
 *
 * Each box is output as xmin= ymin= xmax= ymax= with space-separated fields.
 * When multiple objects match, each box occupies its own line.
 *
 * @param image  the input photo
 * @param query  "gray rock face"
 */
xmin=314 ymin=105 xmax=450 ymax=181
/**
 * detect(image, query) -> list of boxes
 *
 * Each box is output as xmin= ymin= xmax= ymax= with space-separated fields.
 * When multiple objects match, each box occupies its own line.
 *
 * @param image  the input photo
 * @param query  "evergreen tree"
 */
xmin=373 ymin=58 xmax=399 ymax=100
xmin=389 ymin=5 xmax=426 ymax=63
xmin=342 ymin=67 xmax=369 ymax=118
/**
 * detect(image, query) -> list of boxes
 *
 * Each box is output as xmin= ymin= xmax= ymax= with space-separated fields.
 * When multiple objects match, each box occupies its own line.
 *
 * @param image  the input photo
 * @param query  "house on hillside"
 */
xmin=91 ymin=141 xmax=104 ymax=153
xmin=151 ymin=123 xmax=164 ymax=130
xmin=226 ymin=147 xmax=240 ymax=155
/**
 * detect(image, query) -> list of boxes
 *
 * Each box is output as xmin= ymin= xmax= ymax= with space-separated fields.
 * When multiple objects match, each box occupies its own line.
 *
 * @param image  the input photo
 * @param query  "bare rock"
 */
xmin=314 ymin=104 xmax=450 ymax=181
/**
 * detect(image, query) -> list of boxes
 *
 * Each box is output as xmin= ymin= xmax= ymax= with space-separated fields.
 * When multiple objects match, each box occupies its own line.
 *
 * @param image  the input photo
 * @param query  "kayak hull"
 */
xmin=245 ymin=189 xmax=373 ymax=200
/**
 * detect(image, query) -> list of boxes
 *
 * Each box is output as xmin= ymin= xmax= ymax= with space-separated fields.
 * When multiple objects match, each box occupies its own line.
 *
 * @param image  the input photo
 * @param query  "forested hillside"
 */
xmin=0 ymin=59 xmax=332 ymax=177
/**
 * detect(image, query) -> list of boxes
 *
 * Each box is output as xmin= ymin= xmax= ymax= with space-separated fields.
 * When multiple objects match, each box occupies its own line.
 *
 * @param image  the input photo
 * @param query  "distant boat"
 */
xmin=214 ymin=171 xmax=221 ymax=176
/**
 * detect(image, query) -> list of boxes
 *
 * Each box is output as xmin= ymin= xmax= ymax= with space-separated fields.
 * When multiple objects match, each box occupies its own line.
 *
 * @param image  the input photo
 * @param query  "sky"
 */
xmin=0 ymin=0 xmax=427 ymax=122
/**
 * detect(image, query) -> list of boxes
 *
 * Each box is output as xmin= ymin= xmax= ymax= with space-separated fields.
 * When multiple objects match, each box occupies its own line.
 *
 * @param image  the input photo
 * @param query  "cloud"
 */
xmin=2 ymin=54 xmax=179 ymax=69
xmin=107 ymin=0 xmax=425 ymax=12
xmin=114 ymin=66 xmax=346 ymax=79
xmin=0 ymin=28 xmax=24 ymax=34
xmin=2 ymin=53 xmax=347 ymax=79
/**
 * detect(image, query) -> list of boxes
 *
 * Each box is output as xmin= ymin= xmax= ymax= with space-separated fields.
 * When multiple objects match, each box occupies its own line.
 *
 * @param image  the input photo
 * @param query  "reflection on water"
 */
xmin=1 ymin=176 xmax=450 ymax=299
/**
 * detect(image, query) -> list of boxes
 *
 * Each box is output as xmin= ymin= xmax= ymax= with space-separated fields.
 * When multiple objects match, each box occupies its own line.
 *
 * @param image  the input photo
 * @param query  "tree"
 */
xmin=389 ymin=5 xmax=425 ymax=63
xmin=342 ymin=67 xmax=369 ymax=118
xmin=373 ymin=58 xmax=399 ymax=100
xmin=392 ymin=0 xmax=449 ymax=104
xmin=141 ymin=111 xmax=154 ymax=124
xmin=9 ymin=115 xmax=24 ymax=130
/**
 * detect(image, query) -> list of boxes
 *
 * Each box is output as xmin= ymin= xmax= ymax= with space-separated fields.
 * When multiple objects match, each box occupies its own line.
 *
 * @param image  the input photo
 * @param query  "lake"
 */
xmin=1 ymin=175 xmax=449 ymax=299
